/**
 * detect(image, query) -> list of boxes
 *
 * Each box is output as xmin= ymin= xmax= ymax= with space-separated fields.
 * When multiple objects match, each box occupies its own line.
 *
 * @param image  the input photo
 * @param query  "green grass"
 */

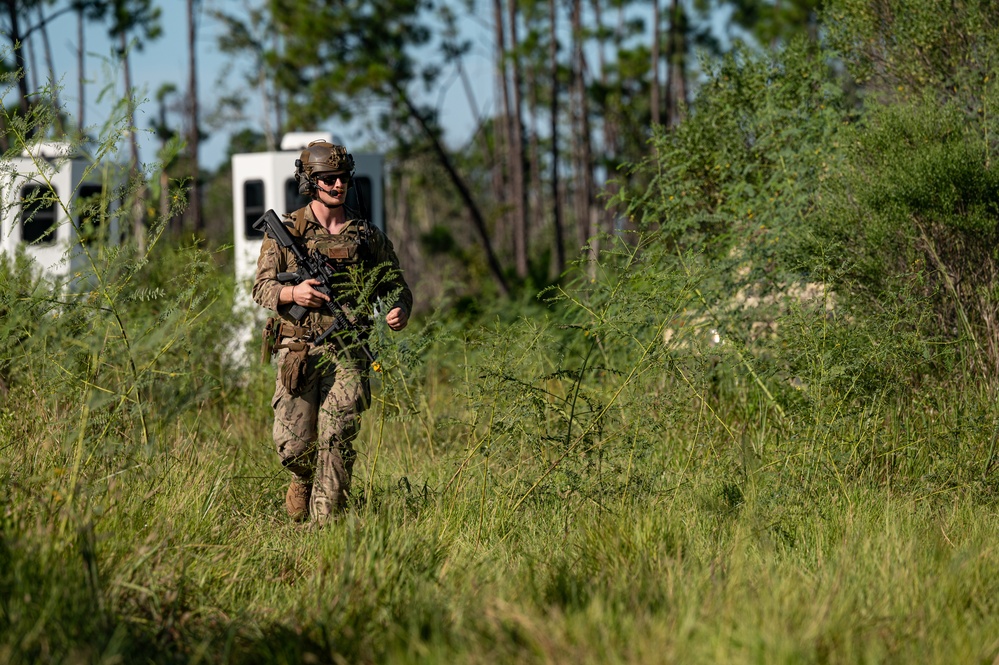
xmin=1 ymin=220 xmax=996 ymax=664
xmin=2 ymin=309 xmax=998 ymax=664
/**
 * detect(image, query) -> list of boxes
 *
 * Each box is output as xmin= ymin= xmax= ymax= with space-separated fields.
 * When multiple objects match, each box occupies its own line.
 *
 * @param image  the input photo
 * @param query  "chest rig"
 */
xmin=306 ymin=226 xmax=368 ymax=267
xmin=287 ymin=208 xmax=372 ymax=273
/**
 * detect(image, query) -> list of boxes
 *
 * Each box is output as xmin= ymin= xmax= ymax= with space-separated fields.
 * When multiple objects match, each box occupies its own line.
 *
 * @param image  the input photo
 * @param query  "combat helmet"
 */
xmin=295 ymin=140 xmax=355 ymax=195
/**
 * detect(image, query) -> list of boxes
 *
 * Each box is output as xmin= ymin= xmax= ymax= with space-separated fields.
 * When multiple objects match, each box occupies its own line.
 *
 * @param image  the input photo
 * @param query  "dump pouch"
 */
xmin=278 ymin=342 xmax=309 ymax=393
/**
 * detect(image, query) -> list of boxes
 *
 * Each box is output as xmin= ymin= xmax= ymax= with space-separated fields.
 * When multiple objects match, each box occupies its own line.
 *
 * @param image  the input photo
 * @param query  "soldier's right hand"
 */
xmin=290 ymin=279 xmax=330 ymax=308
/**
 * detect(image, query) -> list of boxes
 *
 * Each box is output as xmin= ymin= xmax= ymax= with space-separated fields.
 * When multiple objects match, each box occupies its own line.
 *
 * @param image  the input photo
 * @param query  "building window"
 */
xmin=284 ymin=178 xmax=310 ymax=214
xmin=73 ymin=184 xmax=106 ymax=243
xmin=244 ymin=180 xmax=265 ymax=239
xmin=20 ymin=185 xmax=58 ymax=245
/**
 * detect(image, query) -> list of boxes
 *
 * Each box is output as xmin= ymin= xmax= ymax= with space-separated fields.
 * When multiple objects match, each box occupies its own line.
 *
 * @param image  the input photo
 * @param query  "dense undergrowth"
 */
xmin=3 ymin=1 xmax=999 ymax=662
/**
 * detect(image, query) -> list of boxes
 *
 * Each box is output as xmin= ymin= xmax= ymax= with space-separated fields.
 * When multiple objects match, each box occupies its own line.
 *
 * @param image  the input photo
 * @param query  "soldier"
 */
xmin=252 ymin=140 xmax=412 ymax=524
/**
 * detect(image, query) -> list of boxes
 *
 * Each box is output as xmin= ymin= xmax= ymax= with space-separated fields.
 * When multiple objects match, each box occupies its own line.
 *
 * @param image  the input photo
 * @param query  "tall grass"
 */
xmin=3 ymin=224 xmax=998 ymax=663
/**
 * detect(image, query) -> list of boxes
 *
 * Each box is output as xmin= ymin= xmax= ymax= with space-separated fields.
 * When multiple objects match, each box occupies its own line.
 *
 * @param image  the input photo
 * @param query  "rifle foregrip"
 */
xmin=277 ymin=272 xmax=299 ymax=283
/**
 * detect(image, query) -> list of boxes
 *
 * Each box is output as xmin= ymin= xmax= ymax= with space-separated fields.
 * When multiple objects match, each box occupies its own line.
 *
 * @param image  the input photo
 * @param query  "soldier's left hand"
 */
xmin=386 ymin=306 xmax=409 ymax=331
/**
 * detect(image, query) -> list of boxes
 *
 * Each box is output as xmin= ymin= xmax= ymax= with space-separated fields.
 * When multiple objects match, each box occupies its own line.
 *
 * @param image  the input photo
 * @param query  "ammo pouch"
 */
xmin=278 ymin=341 xmax=309 ymax=394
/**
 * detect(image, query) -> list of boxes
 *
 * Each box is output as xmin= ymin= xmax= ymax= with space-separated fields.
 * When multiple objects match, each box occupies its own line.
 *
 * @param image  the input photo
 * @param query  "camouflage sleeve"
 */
xmin=251 ymin=236 xmax=287 ymax=312
xmin=370 ymin=227 xmax=413 ymax=314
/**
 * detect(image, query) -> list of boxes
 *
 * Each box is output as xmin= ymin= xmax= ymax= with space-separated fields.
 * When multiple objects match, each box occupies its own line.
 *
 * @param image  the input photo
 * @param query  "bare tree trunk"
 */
xmin=526 ymin=60 xmax=544 ymax=247
xmin=121 ymin=32 xmax=146 ymax=253
xmin=121 ymin=33 xmax=140 ymax=176
xmin=665 ymin=0 xmax=687 ymax=130
xmin=492 ymin=0 xmax=511 ymax=259
xmin=567 ymin=0 xmax=590 ymax=248
xmin=252 ymin=26 xmax=278 ymax=149
xmin=36 ymin=4 xmax=62 ymax=132
xmin=26 ymin=19 xmax=39 ymax=95
xmin=77 ymin=5 xmax=85 ymax=132
xmin=5 ymin=0 xmax=30 ymax=117
xmin=260 ymin=66 xmax=276 ymax=150
xmin=186 ymin=0 xmax=202 ymax=232
xmin=272 ymin=32 xmax=284 ymax=140
xmin=591 ymin=0 xmax=606 ymax=81
xmin=571 ymin=0 xmax=595 ymax=257
xmin=594 ymin=0 xmax=621 ymax=237
xmin=651 ymin=0 xmax=661 ymax=126
xmin=548 ymin=0 xmax=565 ymax=275
xmin=508 ymin=0 xmax=528 ymax=279
xmin=571 ymin=0 xmax=585 ymax=251
xmin=580 ymin=47 xmax=596 ymax=259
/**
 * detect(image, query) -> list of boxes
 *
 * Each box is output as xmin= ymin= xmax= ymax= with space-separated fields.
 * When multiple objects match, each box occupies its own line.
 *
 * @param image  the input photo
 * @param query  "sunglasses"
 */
xmin=317 ymin=173 xmax=349 ymax=185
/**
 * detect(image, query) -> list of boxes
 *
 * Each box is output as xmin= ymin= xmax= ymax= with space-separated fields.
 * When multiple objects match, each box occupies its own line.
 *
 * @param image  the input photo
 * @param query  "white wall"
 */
xmin=0 ymin=156 xmax=118 ymax=283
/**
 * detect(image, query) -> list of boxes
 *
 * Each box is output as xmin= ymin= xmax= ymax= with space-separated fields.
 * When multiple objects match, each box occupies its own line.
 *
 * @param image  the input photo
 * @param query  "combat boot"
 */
xmin=285 ymin=481 xmax=311 ymax=522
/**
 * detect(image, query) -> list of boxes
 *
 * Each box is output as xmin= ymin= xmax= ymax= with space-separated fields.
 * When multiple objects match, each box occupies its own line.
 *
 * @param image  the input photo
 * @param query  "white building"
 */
xmin=0 ymin=143 xmax=119 ymax=283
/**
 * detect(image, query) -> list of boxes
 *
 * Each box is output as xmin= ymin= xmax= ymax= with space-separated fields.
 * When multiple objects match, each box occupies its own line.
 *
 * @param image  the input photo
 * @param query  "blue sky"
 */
xmin=33 ymin=0 xmax=495 ymax=171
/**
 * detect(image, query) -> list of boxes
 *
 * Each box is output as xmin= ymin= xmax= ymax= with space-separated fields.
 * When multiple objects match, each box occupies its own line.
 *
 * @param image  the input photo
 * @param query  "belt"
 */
xmin=278 ymin=318 xmax=369 ymax=350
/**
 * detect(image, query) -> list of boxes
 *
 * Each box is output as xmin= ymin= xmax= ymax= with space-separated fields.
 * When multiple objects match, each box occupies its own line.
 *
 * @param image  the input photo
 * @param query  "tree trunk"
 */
xmin=26 ymin=16 xmax=39 ymax=95
xmin=272 ymin=32 xmax=284 ymax=141
xmin=548 ymin=0 xmax=565 ymax=275
xmin=651 ymin=0 xmax=661 ymax=126
xmin=572 ymin=0 xmax=584 ymax=250
xmin=461 ymin=43 xmax=501 ymax=250
xmin=261 ymin=63 xmax=276 ymax=150
xmin=121 ymin=32 xmax=140 ymax=175
xmin=525 ymin=60 xmax=544 ymax=251
xmin=186 ymin=0 xmax=202 ymax=232
xmin=5 ymin=0 xmax=30 ymax=116
xmin=507 ymin=0 xmax=528 ymax=279
xmin=591 ymin=0 xmax=606 ymax=81
xmin=37 ymin=3 xmax=62 ymax=132
xmin=121 ymin=32 xmax=146 ymax=253
xmin=665 ymin=0 xmax=687 ymax=130
xmin=571 ymin=0 xmax=594 ymax=256
xmin=594 ymin=0 xmax=621 ymax=237
xmin=492 ymin=0 xmax=511 ymax=259
xmin=77 ymin=5 xmax=85 ymax=132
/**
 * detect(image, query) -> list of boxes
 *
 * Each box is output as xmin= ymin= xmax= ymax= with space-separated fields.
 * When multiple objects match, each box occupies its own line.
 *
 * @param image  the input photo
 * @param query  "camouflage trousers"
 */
xmin=272 ymin=344 xmax=370 ymax=522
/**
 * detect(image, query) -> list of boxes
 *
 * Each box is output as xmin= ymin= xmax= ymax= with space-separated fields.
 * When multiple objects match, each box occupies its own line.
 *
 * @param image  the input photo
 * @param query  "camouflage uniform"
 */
xmin=253 ymin=204 xmax=412 ymax=521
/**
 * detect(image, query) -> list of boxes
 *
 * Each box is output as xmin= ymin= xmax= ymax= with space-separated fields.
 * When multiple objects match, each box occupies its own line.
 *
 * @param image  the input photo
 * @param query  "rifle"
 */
xmin=252 ymin=209 xmax=376 ymax=364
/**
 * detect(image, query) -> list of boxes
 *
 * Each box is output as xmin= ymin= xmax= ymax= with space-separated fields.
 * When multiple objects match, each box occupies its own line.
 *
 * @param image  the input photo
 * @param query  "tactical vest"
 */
xmin=283 ymin=207 xmax=374 ymax=339
xmin=285 ymin=207 xmax=372 ymax=269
